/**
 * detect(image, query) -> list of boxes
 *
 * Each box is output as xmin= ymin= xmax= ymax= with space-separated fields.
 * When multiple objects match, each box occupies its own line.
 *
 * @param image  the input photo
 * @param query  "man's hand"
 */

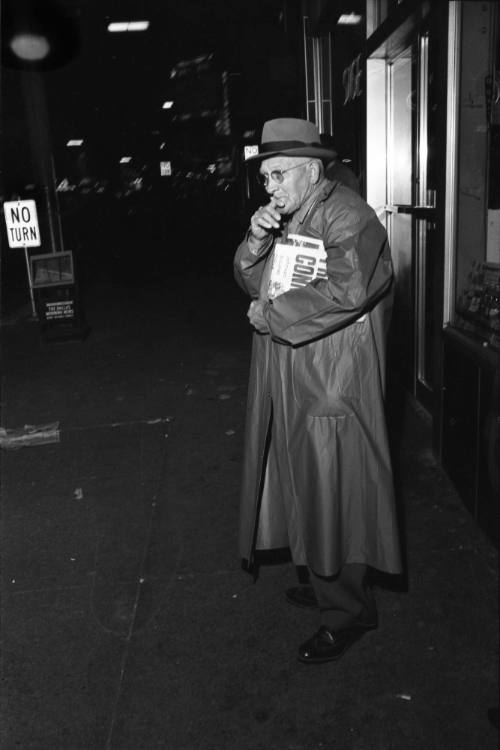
xmin=250 ymin=197 xmax=284 ymax=240
xmin=247 ymin=299 xmax=270 ymax=334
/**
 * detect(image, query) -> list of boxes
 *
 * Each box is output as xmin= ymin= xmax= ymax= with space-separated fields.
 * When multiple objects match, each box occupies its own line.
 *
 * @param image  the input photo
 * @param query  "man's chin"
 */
xmin=278 ymin=199 xmax=299 ymax=216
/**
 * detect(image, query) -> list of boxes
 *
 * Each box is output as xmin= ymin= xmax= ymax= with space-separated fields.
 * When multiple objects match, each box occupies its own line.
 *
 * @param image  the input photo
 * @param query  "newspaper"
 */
xmin=268 ymin=234 xmax=327 ymax=300
xmin=267 ymin=233 xmax=367 ymax=323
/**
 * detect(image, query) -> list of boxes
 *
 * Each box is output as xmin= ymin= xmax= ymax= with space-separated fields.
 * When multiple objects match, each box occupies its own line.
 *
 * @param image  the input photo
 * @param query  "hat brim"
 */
xmin=246 ymin=146 xmax=337 ymax=163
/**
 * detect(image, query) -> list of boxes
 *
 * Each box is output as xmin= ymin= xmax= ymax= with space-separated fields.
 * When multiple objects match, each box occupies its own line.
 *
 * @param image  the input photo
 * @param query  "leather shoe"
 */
xmin=285 ymin=586 xmax=318 ymax=608
xmin=298 ymin=626 xmax=365 ymax=664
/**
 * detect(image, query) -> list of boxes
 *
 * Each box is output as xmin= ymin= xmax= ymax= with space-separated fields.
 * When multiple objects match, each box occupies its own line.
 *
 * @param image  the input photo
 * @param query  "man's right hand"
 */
xmin=250 ymin=197 xmax=284 ymax=240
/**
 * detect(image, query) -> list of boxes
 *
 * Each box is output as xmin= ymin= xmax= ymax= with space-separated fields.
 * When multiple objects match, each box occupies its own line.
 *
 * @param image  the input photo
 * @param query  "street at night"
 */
xmin=1 ymin=1 xmax=499 ymax=748
xmin=0 ymin=202 xmax=497 ymax=747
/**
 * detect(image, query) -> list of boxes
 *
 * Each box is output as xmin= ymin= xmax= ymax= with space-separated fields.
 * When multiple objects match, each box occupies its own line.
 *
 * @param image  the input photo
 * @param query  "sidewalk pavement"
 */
xmin=0 ymin=267 xmax=498 ymax=749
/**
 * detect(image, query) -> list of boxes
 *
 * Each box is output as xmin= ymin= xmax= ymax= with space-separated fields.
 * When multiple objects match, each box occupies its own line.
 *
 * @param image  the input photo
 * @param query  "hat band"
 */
xmin=260 ymin=140 xmax=323 ymax=152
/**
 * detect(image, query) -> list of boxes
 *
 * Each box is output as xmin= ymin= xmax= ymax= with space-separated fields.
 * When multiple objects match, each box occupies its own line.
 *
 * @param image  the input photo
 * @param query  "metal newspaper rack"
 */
xmin=30 ymin=250 xmax=89 ymax=341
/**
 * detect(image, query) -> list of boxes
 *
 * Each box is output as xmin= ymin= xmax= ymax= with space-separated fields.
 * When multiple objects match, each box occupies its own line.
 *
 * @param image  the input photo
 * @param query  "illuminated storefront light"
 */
xmin=337 ymin=13 xmax=362 ymax=25
xmin=107 ymin=21 xmax=149 ymax=32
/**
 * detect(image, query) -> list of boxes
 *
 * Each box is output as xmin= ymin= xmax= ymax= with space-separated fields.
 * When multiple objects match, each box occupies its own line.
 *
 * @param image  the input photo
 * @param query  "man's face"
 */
xmin=259 ymin=156 xmax=316 ymax=215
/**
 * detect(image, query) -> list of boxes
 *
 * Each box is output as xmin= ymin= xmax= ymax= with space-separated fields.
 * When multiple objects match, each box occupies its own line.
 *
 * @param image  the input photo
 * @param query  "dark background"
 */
xmin=1 ymin=0 xmax=305 ymax=315
xmin=1 ymin=0 xmax=303 ymax=189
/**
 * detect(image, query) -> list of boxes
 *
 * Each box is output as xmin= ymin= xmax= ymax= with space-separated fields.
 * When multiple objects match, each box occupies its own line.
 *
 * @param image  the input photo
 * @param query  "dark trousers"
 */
xmin=309 ymin=563 xmax=376 ymax=630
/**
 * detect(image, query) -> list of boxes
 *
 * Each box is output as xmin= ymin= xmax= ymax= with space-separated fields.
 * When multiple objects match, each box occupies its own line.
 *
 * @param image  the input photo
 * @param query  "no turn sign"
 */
xmin=244 ymin=145 xmax=259 ymax=161
xmin=3 ymin=200 xmax=41 ymax=248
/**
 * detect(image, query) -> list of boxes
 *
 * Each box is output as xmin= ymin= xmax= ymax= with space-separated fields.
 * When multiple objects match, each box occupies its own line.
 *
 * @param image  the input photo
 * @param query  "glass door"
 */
xmin=415 ymin=33 xmax=437 ymax=406
xmin=386 ymin=46 xmax=414 ymax=391
xmin=385 ymin=34 xmax=437 ymax=409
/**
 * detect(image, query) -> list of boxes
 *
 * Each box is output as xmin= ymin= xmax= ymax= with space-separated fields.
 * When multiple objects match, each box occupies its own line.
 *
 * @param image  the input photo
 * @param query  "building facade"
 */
xmin=299 ymin=0 xmax=499 ymax=546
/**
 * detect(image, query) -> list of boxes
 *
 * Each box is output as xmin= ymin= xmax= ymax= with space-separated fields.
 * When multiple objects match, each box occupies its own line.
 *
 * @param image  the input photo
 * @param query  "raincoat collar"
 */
xmin=293 ymin=178 xmax=334 ymax=227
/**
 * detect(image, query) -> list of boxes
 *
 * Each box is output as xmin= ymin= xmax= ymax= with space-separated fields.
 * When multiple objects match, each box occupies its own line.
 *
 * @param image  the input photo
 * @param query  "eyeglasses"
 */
xmin=257 ymin=162 xmax=310 ymax=187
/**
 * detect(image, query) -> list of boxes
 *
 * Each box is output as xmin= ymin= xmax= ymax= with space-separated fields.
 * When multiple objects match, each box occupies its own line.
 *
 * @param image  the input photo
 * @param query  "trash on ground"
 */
xmin=396 ymin=693 xmax=412 ymax=701
xmin=225 ymin=430 xmax=235 ymax=436
xmin=0 ymin=422 xmax=60 ymax=450
xmin=218 ymin=394 xmax=231 ymax=400
xmin=74 ymin=488 xmax=83 ymax=499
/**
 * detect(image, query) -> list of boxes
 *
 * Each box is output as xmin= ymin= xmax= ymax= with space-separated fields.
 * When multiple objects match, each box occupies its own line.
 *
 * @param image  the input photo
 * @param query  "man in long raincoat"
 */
xmin=234 ymin=118 xmax=402 ymax=664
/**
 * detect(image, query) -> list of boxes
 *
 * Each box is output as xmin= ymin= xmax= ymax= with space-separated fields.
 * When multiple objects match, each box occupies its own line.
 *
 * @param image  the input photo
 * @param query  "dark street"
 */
xmin=0 ymin=194 xmax=498 ymax=749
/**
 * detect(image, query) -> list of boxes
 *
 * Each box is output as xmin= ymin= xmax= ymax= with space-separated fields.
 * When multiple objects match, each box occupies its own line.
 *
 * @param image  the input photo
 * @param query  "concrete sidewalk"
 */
xmin=0 ymin=268 xmax=497 ymax=749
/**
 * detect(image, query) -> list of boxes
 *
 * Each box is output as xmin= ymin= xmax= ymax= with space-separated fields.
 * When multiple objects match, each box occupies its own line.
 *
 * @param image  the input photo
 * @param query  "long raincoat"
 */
xmin=234 ymin=178 xmax=402 ymax=578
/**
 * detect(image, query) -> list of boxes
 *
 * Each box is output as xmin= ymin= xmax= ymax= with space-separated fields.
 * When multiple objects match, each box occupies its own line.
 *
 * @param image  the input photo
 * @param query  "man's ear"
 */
xmin=309 ymin=160 xmax=321 ymax=184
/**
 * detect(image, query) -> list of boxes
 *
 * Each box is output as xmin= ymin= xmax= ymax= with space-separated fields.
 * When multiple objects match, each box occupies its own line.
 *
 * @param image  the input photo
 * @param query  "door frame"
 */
xmin=366 ymin=2 xmax=449 ymax=418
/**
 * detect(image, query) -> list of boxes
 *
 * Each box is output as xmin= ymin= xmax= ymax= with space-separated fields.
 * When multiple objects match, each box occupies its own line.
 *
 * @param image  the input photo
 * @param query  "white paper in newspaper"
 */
xmin=268 ymin=234 xmax=327 ymax=300
xmin=267 ymin=233 xmax=367 ymax=322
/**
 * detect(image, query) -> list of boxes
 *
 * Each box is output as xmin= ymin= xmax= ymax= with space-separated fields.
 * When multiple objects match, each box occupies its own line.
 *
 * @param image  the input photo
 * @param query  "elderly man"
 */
xmin=234 ymin=118 xmax=402 ymax=664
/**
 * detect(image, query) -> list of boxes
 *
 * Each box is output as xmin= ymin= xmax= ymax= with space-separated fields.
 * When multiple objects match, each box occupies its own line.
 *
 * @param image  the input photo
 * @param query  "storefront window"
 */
xmin=453 ymin=3 xmax=500 ymax=349
xmin=302 ymin=16 xmax=332 ymax=134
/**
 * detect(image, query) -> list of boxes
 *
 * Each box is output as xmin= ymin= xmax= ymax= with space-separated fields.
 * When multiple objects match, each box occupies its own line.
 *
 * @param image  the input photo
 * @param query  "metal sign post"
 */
xmin=3 ymin=199 xmax=42 ymax=318
xmin=24 ymin=247 xmax=37 ymax=318
xmin=243 ymin=145 xmax=259 ymax=201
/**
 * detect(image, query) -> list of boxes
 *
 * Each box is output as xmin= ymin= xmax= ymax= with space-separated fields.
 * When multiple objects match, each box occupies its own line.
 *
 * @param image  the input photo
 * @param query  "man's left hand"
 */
xmin=247 ymin=300 xmax=270 ymax=334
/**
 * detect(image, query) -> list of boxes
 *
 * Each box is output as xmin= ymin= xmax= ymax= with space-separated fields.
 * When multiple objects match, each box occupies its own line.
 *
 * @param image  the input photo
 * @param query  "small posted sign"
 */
xmin=160 ymin=161 xmax=172 ymax=176
xmin=44 ymin=299 xmax=75 ymax=321
xmin=3 ymin=200 xmax=41 ymax=248
xmin=244 ymin=145 xmax=259 ymax=161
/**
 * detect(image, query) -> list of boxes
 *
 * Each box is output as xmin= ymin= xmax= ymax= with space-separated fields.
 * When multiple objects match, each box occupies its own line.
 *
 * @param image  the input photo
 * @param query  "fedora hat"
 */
xmin=247 ymin=118 xmax=337 ymax=162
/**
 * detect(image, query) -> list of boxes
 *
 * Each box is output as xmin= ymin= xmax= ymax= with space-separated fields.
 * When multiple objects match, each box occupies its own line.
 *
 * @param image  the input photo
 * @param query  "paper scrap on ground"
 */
xmin=0 ymin=422 xmax=60 ymax=450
